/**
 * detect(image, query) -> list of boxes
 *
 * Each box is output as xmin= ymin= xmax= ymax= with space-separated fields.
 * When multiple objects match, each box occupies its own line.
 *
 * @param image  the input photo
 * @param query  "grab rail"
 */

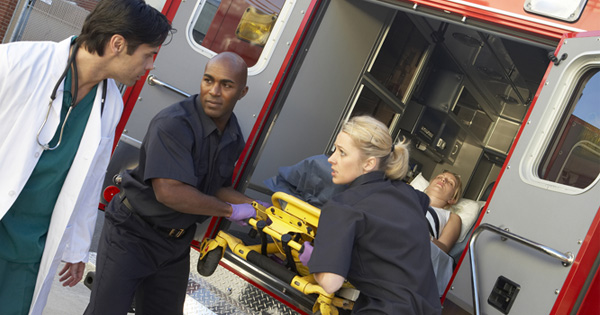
xmin=147 ymin=74 xmax=191 ymax=98
xmin=469 ymin=223 xmax=574 ymax=315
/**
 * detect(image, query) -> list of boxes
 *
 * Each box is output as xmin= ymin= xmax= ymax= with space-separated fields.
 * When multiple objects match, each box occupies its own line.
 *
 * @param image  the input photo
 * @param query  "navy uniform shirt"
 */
xmin=308 ymin=171 xmax=441 ymax=314
xmin=121 ymin=95 xmax=245 ymax=228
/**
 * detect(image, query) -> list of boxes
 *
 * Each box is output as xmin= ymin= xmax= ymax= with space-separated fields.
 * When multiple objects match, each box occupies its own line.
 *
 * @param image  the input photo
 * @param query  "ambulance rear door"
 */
xmin=447 ymin=31 xmax=600 ymax=315
xmin=102 ymin=0 xmax=319 ymax=210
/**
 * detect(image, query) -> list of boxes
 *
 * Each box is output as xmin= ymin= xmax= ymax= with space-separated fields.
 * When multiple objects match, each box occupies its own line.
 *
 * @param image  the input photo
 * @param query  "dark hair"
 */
xmin=76 ymin=0 xmax=172 ymax=56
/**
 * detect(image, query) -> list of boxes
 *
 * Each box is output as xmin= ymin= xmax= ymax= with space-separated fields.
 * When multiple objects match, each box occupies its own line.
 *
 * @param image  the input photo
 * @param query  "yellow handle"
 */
xmin=271 ymin=191 xmax=321 ymax=219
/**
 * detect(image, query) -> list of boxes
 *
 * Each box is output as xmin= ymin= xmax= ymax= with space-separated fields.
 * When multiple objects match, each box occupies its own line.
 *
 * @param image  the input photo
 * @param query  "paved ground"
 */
xmin=43 ymin=253 xmax=218 ymax=315
xmin=44 ymin=259 xmax=97 ymax=315
xmin=43 ymin=210 xmax=104 ymax=315
xmin=39 ymin=208 xmax=295 ymax=315
xmin=41 ymin=211 xmax=220 ymax=315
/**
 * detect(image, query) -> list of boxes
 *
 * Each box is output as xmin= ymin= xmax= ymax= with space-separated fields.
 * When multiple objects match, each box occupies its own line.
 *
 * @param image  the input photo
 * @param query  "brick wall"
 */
xmin=0 ymin=0 xmax=99 ymax=43
xmin=74 ymin=0 xmax=100 ymax=12
xmin=0 ymin=0 xmax=19 ymax=42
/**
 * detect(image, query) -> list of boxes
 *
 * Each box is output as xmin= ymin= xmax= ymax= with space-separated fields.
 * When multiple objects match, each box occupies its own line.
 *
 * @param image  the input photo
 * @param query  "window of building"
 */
xmin=538 ymin=68 xmax=600 ymax=189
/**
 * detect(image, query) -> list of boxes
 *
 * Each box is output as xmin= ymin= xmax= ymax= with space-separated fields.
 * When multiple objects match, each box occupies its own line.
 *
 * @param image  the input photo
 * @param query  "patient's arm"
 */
xmin=432 ymin=213 xmax=462 ymax=253
xmin=314 ymin=272 xmax=345 ymax=294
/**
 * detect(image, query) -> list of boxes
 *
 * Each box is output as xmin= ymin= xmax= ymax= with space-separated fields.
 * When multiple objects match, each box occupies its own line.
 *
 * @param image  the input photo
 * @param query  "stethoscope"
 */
xmin=36 ymin=41 xmax=107 ymax=151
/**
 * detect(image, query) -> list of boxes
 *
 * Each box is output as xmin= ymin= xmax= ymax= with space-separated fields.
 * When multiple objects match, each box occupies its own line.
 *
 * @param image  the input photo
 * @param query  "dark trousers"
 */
xmin=84 ymin=197 xmax=196 ymax=315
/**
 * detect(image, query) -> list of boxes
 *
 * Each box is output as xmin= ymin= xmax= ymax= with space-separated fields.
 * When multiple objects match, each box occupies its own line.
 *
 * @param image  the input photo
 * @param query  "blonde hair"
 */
xmin=444 ymin=171 xmax=463 ymax=202
xmin=341 ymin=116 xmax=410 ymax=180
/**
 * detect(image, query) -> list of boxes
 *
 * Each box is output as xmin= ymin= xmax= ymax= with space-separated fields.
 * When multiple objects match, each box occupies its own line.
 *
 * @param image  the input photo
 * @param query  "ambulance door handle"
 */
xmin=468 ymin=223 xmax=574 ymax=315
xmin=147 ymin=74 xmax=191 ymax=98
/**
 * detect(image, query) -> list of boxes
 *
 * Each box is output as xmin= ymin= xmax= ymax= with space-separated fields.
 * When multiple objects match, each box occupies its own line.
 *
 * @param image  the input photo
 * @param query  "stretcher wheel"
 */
xmin=84 ymin=271 xmax=95 ymax=290
xmin=197 ymin=246 xmax=223 ymax=276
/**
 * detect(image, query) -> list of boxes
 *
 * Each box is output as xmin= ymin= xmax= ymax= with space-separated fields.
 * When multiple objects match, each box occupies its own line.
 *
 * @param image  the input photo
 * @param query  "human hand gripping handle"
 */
xmin=299 ymin=241 xmax=313 ymax=266
xmin=227 ymin=203 xmax=256 ymax=225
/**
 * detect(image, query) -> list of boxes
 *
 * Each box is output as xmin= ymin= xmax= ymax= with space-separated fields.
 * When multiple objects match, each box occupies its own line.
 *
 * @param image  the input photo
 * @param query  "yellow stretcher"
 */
xmin=197 ymin=192 xmax=355 ymax=314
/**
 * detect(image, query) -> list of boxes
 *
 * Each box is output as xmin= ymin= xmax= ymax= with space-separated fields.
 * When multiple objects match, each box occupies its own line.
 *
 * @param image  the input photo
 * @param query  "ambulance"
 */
xmin=8 ymin=0 xmax=599 ymax=313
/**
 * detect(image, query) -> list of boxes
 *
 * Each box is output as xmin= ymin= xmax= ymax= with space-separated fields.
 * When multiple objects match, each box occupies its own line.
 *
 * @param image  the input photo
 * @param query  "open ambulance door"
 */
xmin=99 ymin=2 xmax=324 ymax=311
xmin=100 ymin=0 xmax=320 ymax=217
xmin=447 ymin=31 xmax=600 ymax=315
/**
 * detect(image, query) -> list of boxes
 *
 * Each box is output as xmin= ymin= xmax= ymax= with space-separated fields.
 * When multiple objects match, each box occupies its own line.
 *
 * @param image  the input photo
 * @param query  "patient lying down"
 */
xmin=423 ymin=171 xmax=463 ymax=254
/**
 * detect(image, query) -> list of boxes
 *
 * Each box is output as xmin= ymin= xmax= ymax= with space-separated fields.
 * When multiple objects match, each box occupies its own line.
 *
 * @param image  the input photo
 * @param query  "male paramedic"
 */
xmin=0 ymin=0 xmax=172 ymax=313
xmin=85 ymin=52 xmax=263 ymax=315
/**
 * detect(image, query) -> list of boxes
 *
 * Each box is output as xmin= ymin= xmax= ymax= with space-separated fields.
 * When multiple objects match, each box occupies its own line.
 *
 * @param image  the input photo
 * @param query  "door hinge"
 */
xmin=548 ymin=52 xmax=568 ymax=66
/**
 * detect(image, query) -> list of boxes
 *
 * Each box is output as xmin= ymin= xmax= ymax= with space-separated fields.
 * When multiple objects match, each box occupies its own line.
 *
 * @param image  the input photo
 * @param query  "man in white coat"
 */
xmin=0 ymin=0 xmax=172 ymax=314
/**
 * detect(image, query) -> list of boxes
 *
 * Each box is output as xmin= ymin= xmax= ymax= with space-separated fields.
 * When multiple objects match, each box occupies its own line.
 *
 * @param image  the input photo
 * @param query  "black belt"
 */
xmin=119 ymin=194 xmax=187 ymax=239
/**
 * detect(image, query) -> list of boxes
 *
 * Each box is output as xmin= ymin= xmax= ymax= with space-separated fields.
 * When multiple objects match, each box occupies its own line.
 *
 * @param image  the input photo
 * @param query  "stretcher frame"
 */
xmin=197 ymin=192 xmax=355 ymax=314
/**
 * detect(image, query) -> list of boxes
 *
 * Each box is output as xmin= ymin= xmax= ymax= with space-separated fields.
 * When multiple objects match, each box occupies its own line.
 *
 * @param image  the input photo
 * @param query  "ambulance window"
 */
xmin=524 ymin=0 xmax=587 ymax=23
xmin=538 ymin=68 xmax=600 ymax=189
xmin=188 ymin=0 xmax=285 ymax=68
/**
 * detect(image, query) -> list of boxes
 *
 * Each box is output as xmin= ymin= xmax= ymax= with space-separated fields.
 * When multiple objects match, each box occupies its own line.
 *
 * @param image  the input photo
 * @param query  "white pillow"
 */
xmin=450 ymin=199 xmax=485 ymax=242
xmin=409 ymin=172 xmax=430 ymax=192
xmin=409 ymin=173 xmax=483 ymax=243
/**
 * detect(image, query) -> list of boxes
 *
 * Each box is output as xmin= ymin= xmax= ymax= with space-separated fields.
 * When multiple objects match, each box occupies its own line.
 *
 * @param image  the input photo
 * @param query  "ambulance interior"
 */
xmin=224 ymin=6 xmax=558 ymax=313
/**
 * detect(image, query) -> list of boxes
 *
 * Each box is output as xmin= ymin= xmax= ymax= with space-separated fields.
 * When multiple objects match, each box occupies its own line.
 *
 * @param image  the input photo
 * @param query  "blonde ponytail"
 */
xmin=341 ymin=115 xmax=410 ymax=180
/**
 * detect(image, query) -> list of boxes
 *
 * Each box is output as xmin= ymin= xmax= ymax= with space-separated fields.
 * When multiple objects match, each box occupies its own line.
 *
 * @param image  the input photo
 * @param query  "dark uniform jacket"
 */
xmin=308 ymin=171 xmax=441 ymax=314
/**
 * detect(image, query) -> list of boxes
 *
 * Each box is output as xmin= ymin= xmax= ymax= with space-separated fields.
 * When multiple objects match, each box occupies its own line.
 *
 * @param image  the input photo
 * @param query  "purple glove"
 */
xmin=255 ymin=200 xmax=272 ymax=209
xmin=299 ymin=241 xmax=313 ymax=266
xmin=227 ymin=203 xmax=256 ymax=222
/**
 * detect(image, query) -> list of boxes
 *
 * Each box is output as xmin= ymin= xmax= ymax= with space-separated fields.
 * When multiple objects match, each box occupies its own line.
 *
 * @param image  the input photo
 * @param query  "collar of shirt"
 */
xmin=348 ymin=171 xmax=387 ymax=189
xmin=196 ymin=96 xmax=241 ymax=143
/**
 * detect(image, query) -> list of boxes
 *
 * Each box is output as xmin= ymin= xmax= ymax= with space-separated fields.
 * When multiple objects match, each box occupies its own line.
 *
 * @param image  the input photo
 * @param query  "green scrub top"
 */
xmin=0 ymin=67 xmax=97 ymax=263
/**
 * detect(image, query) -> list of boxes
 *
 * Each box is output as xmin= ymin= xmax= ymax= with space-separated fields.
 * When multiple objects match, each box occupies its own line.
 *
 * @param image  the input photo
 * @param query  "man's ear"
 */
xmin=109 ymin=34 xmax=127 ymax=55
xmin=238 ymin=86 xmax=249 ymax=100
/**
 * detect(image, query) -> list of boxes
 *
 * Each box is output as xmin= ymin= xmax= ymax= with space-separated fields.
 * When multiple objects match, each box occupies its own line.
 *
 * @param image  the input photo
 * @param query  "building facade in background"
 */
xmin=0 ymin=0 xmax=99 ymax=43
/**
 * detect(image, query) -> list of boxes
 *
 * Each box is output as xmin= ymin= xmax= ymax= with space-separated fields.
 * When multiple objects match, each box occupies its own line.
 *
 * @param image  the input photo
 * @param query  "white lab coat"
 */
xmin=0 ymin=37 xmax=123 ymax=314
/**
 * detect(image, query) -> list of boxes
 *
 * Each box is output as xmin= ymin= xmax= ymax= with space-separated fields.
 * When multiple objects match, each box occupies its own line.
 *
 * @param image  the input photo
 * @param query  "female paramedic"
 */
xmin=301 ymin=115 xmax=442 ymax=314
